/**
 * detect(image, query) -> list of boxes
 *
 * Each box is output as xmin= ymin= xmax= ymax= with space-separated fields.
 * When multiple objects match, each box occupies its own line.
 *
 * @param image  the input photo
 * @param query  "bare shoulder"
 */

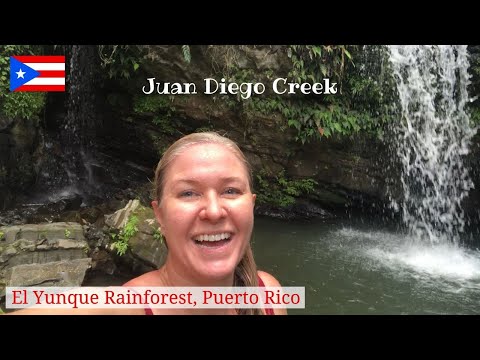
xmin=257 ymin=270 xmax=282 ymax=287
xmin=257 ymin=270 xmax=288 ymax=315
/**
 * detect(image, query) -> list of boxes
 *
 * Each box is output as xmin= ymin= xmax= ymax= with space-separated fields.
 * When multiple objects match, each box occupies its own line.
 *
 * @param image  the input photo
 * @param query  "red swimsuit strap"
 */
xmin=258 ymin=275 xmax=275 ymax=315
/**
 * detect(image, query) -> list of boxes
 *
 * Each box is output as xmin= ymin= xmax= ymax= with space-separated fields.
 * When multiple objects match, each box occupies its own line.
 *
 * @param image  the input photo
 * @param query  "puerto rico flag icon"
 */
xmin=10 ymin=55 xmax=65 ymax=92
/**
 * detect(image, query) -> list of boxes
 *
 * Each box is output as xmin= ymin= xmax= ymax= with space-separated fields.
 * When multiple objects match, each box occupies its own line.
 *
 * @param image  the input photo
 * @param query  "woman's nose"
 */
xmin=199 ymin=193 xmax=227 ymax=221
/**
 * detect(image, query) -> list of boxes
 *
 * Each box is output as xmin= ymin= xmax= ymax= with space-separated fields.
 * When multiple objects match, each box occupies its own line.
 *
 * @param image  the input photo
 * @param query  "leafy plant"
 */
xmin=153 ymin=227 xmax=164 ymax=244
xmin=467 ymin=48 xmax=480 ymax=124
xmin=287 ymin=45 xmax=353 ymax=84
xmin=133 ymin=96 xmax=177 ymax=134
xmin=255 ymin=169 xmax=318 ymax=207
xmin=245 ymin=96 xmax=386 ymax=144
xmin=111 ymin=215 xmax=139 ymax=256
xmin=98 ymin=45 xmax=143 ymax=79
xmin=64 ymin=229 xmax=71 ymax=238
xmin=182 ymin=45 xmax=191 ymax=64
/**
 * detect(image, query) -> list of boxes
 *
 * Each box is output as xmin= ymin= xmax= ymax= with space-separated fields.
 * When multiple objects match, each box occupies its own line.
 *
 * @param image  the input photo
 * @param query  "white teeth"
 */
xmin=194 ymin=233 xmax=231 ymax=242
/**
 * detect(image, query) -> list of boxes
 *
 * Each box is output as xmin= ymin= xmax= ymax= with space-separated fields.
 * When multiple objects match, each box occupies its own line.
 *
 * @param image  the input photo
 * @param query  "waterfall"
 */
xmin=63 ymin=45 xmax=97 ymax=150
xmin=61 ymin=45 xmax=98 ymax=187
xmin=387 ymin=45 xmax=477 ymax=245
xmin=33 ymin=45 xmax=100 ymax=203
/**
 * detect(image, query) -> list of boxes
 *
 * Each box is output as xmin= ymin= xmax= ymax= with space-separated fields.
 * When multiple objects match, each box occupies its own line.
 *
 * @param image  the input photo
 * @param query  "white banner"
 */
xmin=6 ymin=286 xmax=305 ymax=309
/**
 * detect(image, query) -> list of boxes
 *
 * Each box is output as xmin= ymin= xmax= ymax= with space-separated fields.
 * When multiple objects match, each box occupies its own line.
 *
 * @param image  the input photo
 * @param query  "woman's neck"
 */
xmin=156 ymin=262 xmax=238 ymax=315
xmin=160 ymin=261 xmax=235 ymax=287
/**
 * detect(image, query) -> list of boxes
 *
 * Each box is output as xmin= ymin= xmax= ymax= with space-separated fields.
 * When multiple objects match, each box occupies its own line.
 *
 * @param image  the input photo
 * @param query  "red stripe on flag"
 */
xmin=13 ymin=56 xmax=65 ymax=63
xmin=37 ymin=70 xmax=66 ymax=77
xmin=14 ymin=85 xmax=66 ymax=92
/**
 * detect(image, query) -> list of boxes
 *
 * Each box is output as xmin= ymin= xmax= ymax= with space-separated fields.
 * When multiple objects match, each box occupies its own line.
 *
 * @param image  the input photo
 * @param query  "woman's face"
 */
xmin=153 ymin=143 xmax=256 ymax=283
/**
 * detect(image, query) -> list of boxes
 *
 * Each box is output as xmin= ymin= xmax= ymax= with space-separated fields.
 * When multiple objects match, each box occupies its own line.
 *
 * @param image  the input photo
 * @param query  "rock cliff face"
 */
xmin=0 ymin=222 xmax=91 ymax=296
xmin=0 ymin=114 xmax=39 ymax=209
xmin=96 ymin=45 xmax=397 ymax=219
xmin=2 ymin=45 xmax=480 ymax=222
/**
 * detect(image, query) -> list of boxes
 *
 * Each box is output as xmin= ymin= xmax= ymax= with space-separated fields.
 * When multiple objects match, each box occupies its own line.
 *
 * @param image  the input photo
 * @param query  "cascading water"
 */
xmin=61 ymin=45 xmax=98 ymax=187
xmin=29 ymin=45 xmax=101 ymax=206
xmin=387 ymin=45 xmax=477 ymax=245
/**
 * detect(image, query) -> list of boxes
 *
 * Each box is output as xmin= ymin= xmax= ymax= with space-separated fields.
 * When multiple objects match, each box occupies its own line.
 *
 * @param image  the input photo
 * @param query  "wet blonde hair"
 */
xmin=154 ymin=132 xmax=261 ymax=315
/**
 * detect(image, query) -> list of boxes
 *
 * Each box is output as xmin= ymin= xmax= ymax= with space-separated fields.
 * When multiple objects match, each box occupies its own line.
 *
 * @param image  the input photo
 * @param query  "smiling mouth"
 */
xmin=193 ymin=233 xmax=233 ymax=247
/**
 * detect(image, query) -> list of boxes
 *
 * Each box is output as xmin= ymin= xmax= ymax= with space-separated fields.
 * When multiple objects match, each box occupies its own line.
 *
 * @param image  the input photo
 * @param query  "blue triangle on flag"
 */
xmin=10 ymin=57 xmax=40 ymax=91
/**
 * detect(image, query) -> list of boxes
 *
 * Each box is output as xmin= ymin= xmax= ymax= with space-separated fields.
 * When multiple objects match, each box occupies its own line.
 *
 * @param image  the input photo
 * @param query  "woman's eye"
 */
xmin=224 ymin=188 xmax=240 ymax=195
xmin=180 ymin=191 xmax=195 ymax=197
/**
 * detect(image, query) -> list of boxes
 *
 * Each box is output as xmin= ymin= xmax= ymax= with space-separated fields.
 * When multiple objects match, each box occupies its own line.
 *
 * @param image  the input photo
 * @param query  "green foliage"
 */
xmin=246 ymin=96 xmax=387 ymax=144
xmin=111 ymin=215 xmax=139 ymax=256
xmin=182 ymin=45 xmax=191 ymax=64
xmin=287 ymin=45 xmax=353 ymax=84
xmin=0 ymin=231 xmax=4 ymax=240
xmin=344 ymin=45 xmax=399 ymax=118
xmin=64 ymin=229 xmax=71 ymax=238
xmin=98 ymin=45 xmax=143 ymax=79
xmin=152 ymin=115 xmax=176 ymax=135
xmin=2 ymin=92 xmax=45 ymax=120
xmin=211 ymin=45 xmax=393 ymax=144
xmin=153 ymin=228 xmax=164 ymax=244
xmin=134 ymin=96 xmax=176 ymax=134
xmin=277 ymin=45 xmax=394 ymax=143
xmin=470 ymin=108 xmax=480 ymax=125
xmin=255 ymin=169 xmax=318 ymax=207
xmin=0 ymin=45 xmax=46 ymax=120
xmin=133 ymin=95 xmax=175 ymax=114
xmin=468 ymin=49 xmax=480 ymax=124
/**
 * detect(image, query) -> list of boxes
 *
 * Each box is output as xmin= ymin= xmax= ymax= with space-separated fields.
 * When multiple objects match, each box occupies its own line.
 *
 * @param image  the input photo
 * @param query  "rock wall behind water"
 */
xmin=2 ymin=45 xmax=480 ymax=224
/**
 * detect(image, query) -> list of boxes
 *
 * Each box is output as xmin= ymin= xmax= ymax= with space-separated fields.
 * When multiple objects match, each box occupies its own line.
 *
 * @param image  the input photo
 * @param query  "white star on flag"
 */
xmin=16 ymin=68 xmax=26 ymax=79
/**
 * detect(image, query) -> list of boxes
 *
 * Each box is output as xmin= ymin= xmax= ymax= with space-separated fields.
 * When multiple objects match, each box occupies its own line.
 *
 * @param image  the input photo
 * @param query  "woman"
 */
xmin=6 ymin=132 xmax=286 ymax=315
xmin=124 ymin=131 xmax=286 ymax=315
